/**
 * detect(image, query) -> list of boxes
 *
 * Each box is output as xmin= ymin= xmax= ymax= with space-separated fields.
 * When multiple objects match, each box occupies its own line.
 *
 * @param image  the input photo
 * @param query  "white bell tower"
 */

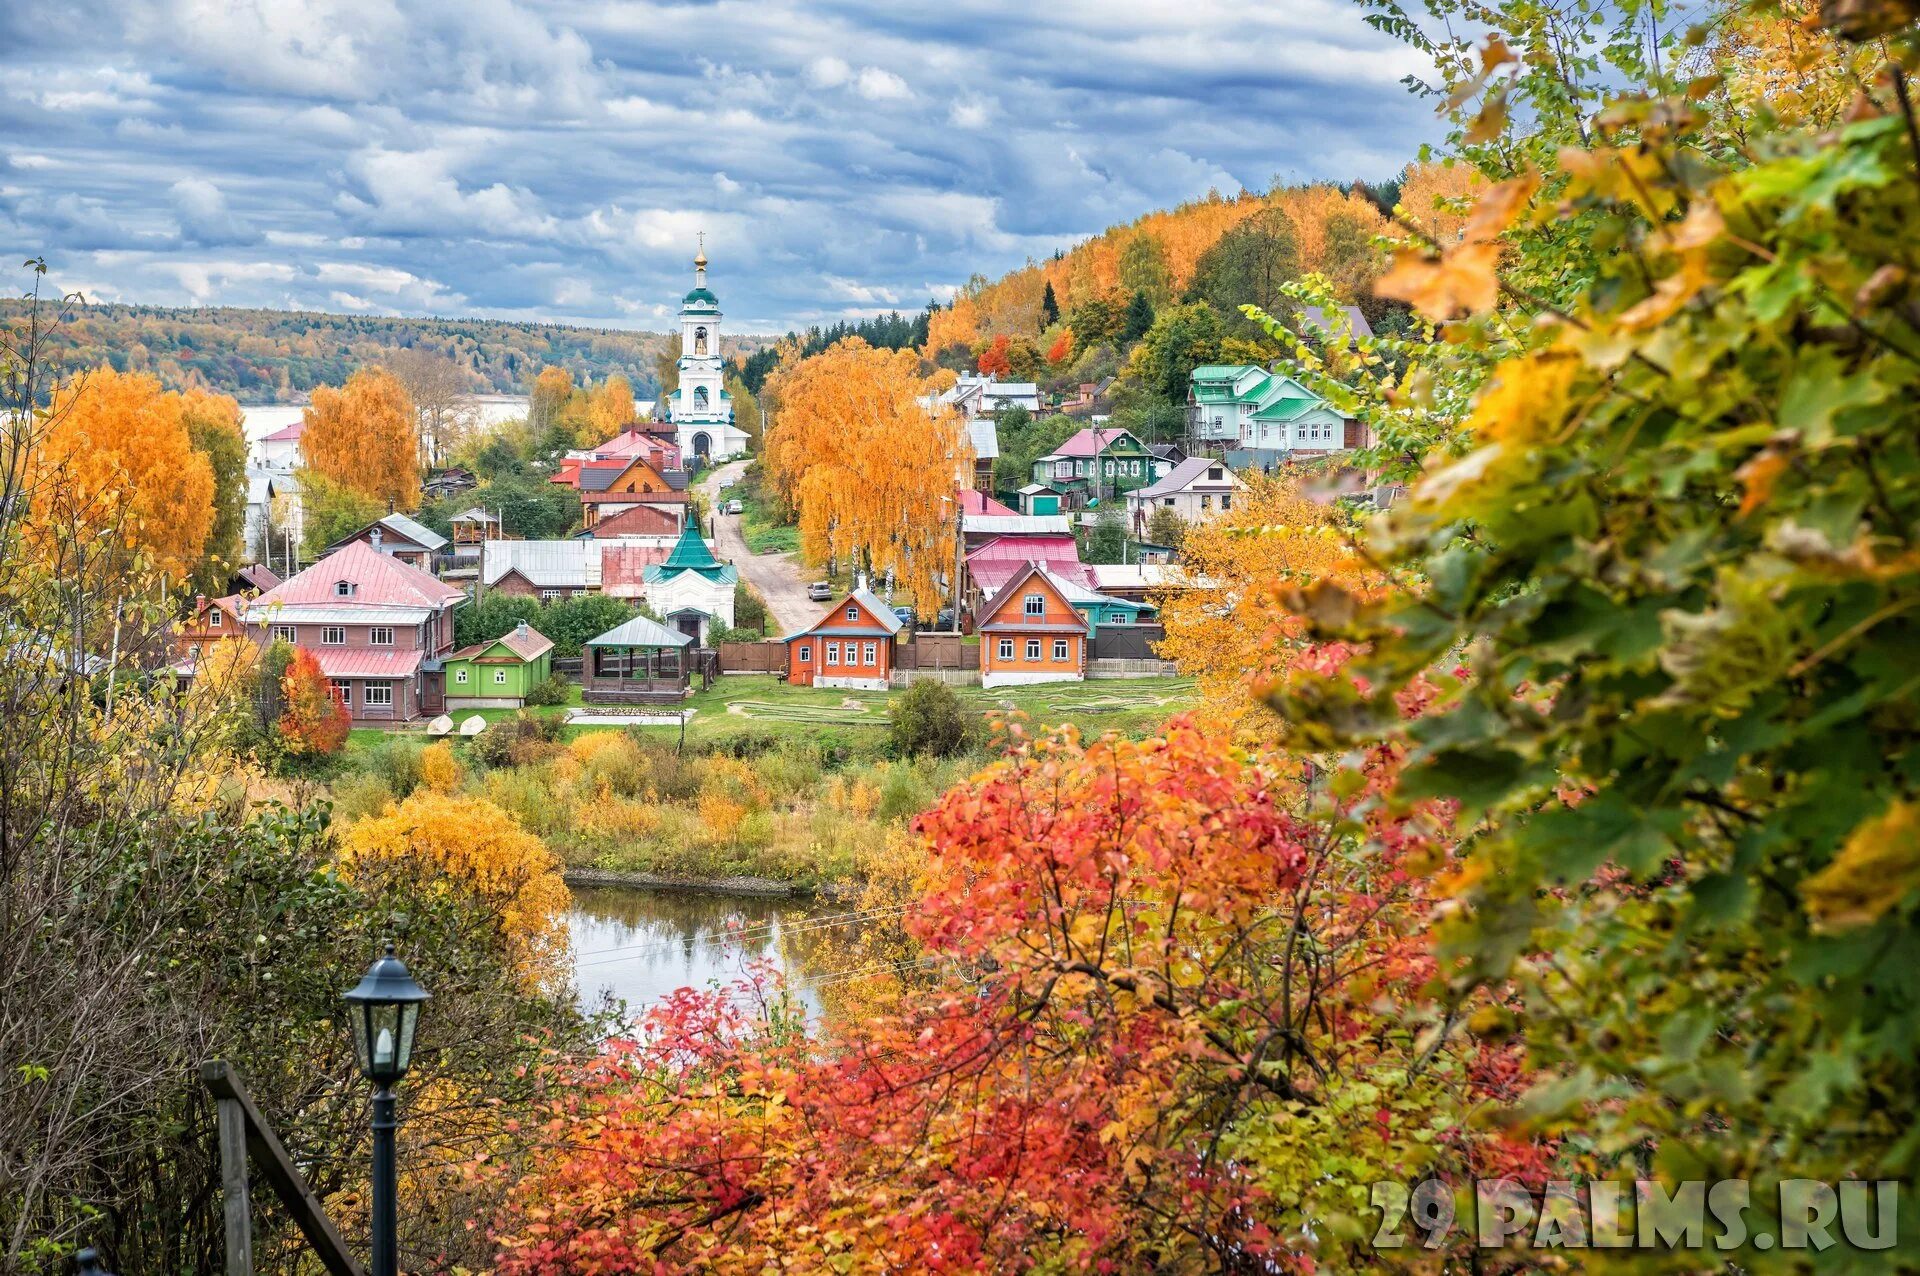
xmin=665 ymin=235 xmax=747 ymax=463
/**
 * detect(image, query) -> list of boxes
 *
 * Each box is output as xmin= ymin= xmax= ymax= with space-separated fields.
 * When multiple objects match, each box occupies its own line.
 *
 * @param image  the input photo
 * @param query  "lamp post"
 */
xmin=342 ymin=943 xmax=429 ymax=1276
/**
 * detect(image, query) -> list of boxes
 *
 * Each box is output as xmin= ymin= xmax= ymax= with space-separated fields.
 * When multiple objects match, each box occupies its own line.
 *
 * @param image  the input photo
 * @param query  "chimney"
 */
xmin=516 ymin=619 xmax=529 ymax=640
xmin=370 ymin=527 xmax=384 ymax=551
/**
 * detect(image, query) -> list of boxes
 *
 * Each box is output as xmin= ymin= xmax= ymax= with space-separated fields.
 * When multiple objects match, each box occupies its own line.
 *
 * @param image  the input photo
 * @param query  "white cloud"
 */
xmin=949 ymin=98 xmax=993 ymax=130
xmin=335 ymin=147 xmax=557 ymax=238
xmin=713 ymin=172 xmax=742 ymax=195
xmin=804 ymin=56 xmax=852 ymax=89
xmin=855 ymin=67 xmax=911 ymax=102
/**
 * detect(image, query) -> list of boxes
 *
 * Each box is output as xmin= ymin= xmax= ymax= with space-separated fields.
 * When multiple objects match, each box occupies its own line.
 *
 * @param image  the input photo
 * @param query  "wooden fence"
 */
xmin=897 ymin=633 xmax=979 ymax=671
xmin=1089 ymin=625 xmax=1167 ymax=661
xmin=717 ymin=640 xmax=787 ymax=673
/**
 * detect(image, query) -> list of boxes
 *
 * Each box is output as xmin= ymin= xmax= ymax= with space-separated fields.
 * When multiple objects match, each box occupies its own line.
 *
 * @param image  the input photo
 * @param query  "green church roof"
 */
xmin=645 ymin=520 xmax=736 ymax=584
xmin=683 ymin=287 xmax=719 ymax=307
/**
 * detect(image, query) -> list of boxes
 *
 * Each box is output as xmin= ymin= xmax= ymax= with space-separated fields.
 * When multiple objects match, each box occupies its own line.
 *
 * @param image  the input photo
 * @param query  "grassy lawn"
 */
xmin=343 ymin=674 xmax=1197 ymax=758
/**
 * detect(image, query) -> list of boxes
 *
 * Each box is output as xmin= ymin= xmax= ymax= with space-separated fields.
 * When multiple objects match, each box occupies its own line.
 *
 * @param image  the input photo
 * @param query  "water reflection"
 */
xmin=568 ymin=886 xmax=850 ymax=1026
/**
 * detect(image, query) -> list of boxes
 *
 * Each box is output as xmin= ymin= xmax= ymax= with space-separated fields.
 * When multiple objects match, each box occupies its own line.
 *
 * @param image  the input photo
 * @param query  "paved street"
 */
xmin=698 ymin=460 xmax=819 ymax=636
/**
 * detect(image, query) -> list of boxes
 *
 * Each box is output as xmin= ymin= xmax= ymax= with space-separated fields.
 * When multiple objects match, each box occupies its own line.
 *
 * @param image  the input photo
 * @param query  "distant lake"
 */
xmin=237 ymin=394 xmax=531 ymax=443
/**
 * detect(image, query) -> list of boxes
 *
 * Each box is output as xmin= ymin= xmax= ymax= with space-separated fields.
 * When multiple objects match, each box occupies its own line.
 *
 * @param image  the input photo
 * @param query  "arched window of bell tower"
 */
xmin=694 ymin=326 xmax=709 ymax=355
xmin=693 ymin=385 xmax=710 ymax=410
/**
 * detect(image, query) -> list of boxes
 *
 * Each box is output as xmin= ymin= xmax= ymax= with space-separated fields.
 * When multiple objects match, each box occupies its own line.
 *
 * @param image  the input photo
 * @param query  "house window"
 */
xmin=1207 ymin=466 xmax=1223 ymax=480
xmin=1025 ymin=639 xmax=1042 ymax=661
xmin=209 ymin=611 xmax=222 ymax=628
xmin=188 ymin=643 xmax=201 ymax=658
xmin=863 ymin=642 xmax=876 ymax=666
xmin=455 ymin=668 xmax=469 ymax=684
xmin=271 ymin=625 xmax=297 ymax=643
xmin=1053 ymin=639 xmax=1069 ymax=661
xmin=364 ymin=683 xmax=393 ymax=707
xmin=334 ymin=580 xmax=355 ymax=597
xmin=797 ymin=645 xmax=811 ymax=664
xmin=1023 ymin=593 xmax=1045 ymax=617
xmin=541 ymin=589 xmax=561 ymax=601
xmin=570 ymin=589 xmax=584 ymax=597
xmin=333 ymin=681 xmax=352 ymax=705
xmin=1200 ymin=495 xmax=1212 ymax=511
xmin=1221 ymin=493 xmax=1231 ymax=510
xmin=321 ymin=626 xmax=345 ymax=646
xmin=1164 ymin=497 xmax=1176 ymax=507
xmin=998 ymin=638 xmax=1013 ymax=661
xmin=846 ymin=605 xmax=858 ymax=621
xmin=494 ymin=669 xmax=508 ymax=685
xmin=826 ymin=641 xmax=839 ymax=665
xmin=369 ymin=627 xmax=394 ymax=646
xmin=1112 ymin=612 xmax=1130 ymax=625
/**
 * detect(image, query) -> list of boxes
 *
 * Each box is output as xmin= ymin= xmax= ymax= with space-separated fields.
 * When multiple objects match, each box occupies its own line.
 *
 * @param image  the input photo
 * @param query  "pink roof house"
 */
xmin=241 ymin=541 xmax=466 ymax=722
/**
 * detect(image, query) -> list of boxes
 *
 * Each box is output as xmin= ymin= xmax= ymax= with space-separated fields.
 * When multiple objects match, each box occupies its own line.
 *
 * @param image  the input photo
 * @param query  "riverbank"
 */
xmin=564 ymin=865 xmax=857 ymax=900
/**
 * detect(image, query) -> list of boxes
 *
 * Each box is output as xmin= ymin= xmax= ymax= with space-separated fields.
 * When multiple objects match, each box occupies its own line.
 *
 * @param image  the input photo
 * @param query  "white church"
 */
xmin=663 ymin=245 xmax=751 ymax=463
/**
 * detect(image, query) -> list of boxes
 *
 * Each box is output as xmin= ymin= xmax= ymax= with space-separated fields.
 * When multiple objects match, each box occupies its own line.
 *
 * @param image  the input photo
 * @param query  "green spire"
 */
xmin=663 ymin=520 xmax=723 ymax=575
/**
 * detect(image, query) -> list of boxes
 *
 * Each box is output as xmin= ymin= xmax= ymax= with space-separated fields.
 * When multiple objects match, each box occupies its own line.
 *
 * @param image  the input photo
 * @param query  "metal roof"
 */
xmin=483 ymin=540 xmax=597 ymax=589
xmin=1131 ymin=456 xmax=1242 ymax=499
xmin=252 ymin=541 xmax=464 ymax=611
xmin=963 ymin=514 xmax=1073 ymax=536
xmin=305 ymin=647 xmax=425 ymax=679
xmin=586 ymin=614 xmax=693 ymax=648
xmin=967 ymin=418 xmax=999 ymax=460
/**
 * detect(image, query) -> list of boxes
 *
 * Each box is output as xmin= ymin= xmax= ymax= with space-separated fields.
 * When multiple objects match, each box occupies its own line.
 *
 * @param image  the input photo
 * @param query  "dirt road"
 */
xmin=700 ymin=460 xmax=819 ymax=636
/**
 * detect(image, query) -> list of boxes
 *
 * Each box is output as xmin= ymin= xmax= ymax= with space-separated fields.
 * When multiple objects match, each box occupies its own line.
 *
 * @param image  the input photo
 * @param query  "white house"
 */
xmin=940 ymin=374 xmax=1041 ymax=419
xmin=1127 ymin=456 xmax=1246 ymax=531
xmin=1186 ymin=365 xmax=1356 ymax=459
xmin=663 ymin=245 xmax=751 ymax=463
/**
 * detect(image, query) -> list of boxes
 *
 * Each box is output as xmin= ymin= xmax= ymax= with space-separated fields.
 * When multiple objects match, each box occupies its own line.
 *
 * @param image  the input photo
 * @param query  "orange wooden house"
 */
xmin=783 ymin=583 xmax=904 ymax=692
xmin=974 ymin=561 xmax=1090 ymax=689
xmin=578 ymin=456 xmax=689 ymax=531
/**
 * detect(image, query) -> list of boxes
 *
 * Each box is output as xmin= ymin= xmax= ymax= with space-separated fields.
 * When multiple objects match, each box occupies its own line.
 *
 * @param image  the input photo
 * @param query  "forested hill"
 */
xmin=0 ymin=300 xmax=761 ymax=402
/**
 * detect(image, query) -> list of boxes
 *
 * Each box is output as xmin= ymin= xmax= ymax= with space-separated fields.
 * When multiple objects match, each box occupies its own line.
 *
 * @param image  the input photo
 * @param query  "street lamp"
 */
xmin=342 ymin=942 xmax=428 ymax=1276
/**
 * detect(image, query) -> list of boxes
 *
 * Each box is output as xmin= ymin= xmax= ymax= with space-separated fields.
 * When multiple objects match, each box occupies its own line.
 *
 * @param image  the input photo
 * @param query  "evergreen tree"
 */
xmin=1122 ymin=290 xmax=1155 ymax=343
xmin=1040 ymin=281 xmax=1060 ymax=328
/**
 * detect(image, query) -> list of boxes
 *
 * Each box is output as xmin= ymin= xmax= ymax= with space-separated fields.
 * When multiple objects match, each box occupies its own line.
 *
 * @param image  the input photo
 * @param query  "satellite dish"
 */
xmin=427 ymin=715 xmax=453 ymax=737
xmin=459 ymin=715 xmax=486 ymax=737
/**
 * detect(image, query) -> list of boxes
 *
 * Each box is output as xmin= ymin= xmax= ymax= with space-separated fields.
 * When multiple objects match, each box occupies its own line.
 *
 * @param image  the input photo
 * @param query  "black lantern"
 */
xmin=342 ymin=942 xmax=428 ymax=1084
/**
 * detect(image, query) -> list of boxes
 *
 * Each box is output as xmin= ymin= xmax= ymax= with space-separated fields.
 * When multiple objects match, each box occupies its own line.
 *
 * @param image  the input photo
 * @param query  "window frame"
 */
xmin=455 ymin=668 xmax=469 ymax=684
xmin=494 ymin=668 xmax=508 ymax=685
xmin=271 ymin=624 xmax=298 ymax=644
xmin=1053 ymin=639 xmax=1069 ymax=661
xmin=797 ymin=644 xmax=811 ymax=664
xmin=332 ymin=680 xmax=352 ymax=706
xmin=209 ymin=610 xmax=222 ymax=628
xmin=320 ymin=625 xmax=346 ymax=646
xmin=363 ymin=682 xmax=393 ymax=707
xmin=862 ymin=642 xmax=876 ymax=666
xmin=368 ymin=626 xmax=394 ymax=646
xmin=1023 ymin=593 xmax=1045 ymax=617
xmin=1025 ymin=639 xmax=1042 ymax=661
xmin=825 ymin=640 xmax=840 ymax=665
xmin=997 ymin=638 xmax=1013 ymax=661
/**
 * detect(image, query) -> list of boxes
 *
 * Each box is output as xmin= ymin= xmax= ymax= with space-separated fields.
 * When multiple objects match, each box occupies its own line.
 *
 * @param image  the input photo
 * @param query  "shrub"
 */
xmin=473 ymin=711 xmax=563 ymax=768
xmin=419 ymin=740 xmax=463 ymax=794
xmin=366 ymin=738 xmax=425 ymax=797
xmin=523 ymin=672 xmax=571 ymax=706
xmin=876 ymin=763 xmax=936 ymax=824
xmin=888 ymin=678 xmax=977 ymax=759
xmin=330 ymin=771 xmax=395 ymax=822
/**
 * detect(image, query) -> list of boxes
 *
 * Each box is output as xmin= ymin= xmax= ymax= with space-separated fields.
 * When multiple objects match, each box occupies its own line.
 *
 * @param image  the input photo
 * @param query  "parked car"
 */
xmin=718 ymin=478 xmax=736 ymax=491
xmin=725 ymin=499 xmax=743 ymax=515
xmin=934 ymin=608 xmax=957 ymax=631
xmin=808 ymin=581 xmax=833 ymax=601
xmin=891 ymin=605 xmax=915 ymax=629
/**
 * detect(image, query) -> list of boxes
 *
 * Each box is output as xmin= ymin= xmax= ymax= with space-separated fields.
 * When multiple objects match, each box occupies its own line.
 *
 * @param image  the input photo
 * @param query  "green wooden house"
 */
xmin=1030 ymin=427 xmax=1154 ymax=510
xmin=444 ymin=621 xmax=555 ymax=708
xmin=1056 ymin=575 xmax=1158 ymax=627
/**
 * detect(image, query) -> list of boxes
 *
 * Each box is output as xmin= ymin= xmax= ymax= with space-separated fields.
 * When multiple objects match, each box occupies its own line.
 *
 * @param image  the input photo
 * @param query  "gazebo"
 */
xmin=582 ymin=614 xmax=710 ymax=703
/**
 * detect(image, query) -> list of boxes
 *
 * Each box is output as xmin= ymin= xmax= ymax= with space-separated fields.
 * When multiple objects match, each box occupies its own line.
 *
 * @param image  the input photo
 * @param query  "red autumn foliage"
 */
xmin=490 ymin=707 xmax=1547 ymax=1272
xmin=975 ymin=334 xmax=1013 ymax=377
xmin=1046 ymin=330 xmax=1074 ymax=365
xmin=278 ymin=646 xmax=349 ymax=754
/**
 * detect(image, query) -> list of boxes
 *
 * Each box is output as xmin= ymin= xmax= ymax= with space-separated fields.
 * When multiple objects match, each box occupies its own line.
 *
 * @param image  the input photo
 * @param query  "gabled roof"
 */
xmin=450 ymin=507 xmax=500 ymax=525
xmin=973 ymin=562 xmax=1091 ymax=633
xmin=1298 ymin=304 xmax=1374 ymax=342
xmin=586 ymin=613 xmax=693 ymax=649
xmin=261 ymin=420 xmax=305 ymax=442
xmin=450 ymin=623 xmax=553 ymax=663
xmin=328 ymin=512 xmax=449 ymax=554
xmin=1052 ymin=427 xmax=1146 ymax=459
xmin=601 ymin=542 xmax=674 ymax=594
xmin=1017 ymin=482 xmax=1059 ymax=496
xmin=1131 ymin=456 xmax=1243 ymax=499
xmin=782 ymin=586 xmax=904 ymax=642
xmin=249 ymin=541 xmax=464 ymax=616
xmin=582 ymin=503 xmax=682 ymax=538
xmin=655 ymin=521 xmax=726 ymax=577
xmin=581 ymin=490 xmax=689 ymax=506
xmin=234 ymin=564 xmax=281 ymax=592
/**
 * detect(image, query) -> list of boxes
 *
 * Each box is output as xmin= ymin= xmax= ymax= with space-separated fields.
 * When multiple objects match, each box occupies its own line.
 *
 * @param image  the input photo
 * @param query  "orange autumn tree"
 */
xmin=491 ymin=719 xmax=1538 ymax=1273
xmin=974 ymin=333 xmax=1012 ymax=376
xmin=277 ymin=647 xmax=349 ymax=755
xmin=585 ymin=374 xmax=636 ymax=444
xmin=336 ymin=790 xmax=570 ymax=984
xmin=1045 ymin=328 xmax=1073 ymax=365
xmin=1155 ymin=471 xmax=1377 ymax=736
xmin=301 ymin=366 xmax=420 ymax=511
xmin=761 ymin=338 xmax=966 ymax=610
xmin=35 ymin=367 xmax=216 ymax=582
xmin=528 ymin=364 xmax=574 ymax=432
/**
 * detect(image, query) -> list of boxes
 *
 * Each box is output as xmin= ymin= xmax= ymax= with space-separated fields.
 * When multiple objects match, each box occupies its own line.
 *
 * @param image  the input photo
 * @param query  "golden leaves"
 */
xmin=301 ymin=366 xmax=421 ymax=512
xmin=1816 ymin=0 xmax=1920 ymax=40
xmin=1802 ymin=801 xmax=1920 ymax=927
xmin=1375 ymin=172 xmax=1538 ymax=321
xmin=1735 ymin=447 xmax=1792 ymax=517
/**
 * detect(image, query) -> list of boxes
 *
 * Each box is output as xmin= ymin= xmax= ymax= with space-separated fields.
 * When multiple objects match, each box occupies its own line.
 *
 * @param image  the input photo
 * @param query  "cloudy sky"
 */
xmin=2 ymin=0 xmax=1440 ymax=333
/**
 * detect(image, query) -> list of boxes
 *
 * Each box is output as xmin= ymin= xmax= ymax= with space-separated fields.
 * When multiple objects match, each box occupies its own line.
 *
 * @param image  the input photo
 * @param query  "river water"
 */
xmin=568 ymin=885 xmax=856 ymax=1027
